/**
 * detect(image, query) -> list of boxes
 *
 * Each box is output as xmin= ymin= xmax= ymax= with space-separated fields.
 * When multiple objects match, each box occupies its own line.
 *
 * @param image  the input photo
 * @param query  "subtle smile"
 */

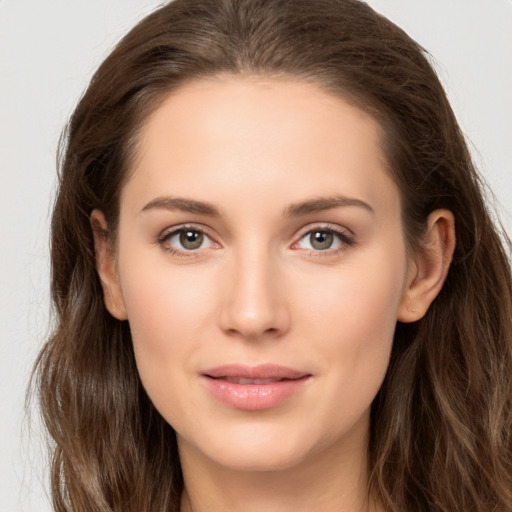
xmin=201 ymin=364 xmax=312 ymax=411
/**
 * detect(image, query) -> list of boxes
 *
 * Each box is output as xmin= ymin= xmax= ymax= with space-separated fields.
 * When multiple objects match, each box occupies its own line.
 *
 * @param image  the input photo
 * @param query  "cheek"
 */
xmin=296 ymin=245 xmax=406 ymax=396
xmin=300 ymin=247 xmax=406 ymax=338
xmin=117 ymin=254 xmax=219 ymax=383
xmin=118 ymin=262 xmax=219 ymax=427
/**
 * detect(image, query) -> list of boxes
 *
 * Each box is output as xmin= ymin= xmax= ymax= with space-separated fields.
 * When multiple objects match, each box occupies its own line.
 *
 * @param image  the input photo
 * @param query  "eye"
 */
xmin=293 ymin=227 xmax=353 ymax=253
xmin=159 ymin=226 xmax=217 ymax=254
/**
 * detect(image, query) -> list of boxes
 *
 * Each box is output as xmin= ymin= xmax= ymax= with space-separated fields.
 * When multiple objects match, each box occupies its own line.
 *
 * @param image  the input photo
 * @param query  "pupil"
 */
xmin=180 ymin=230 xmax=203 ymax=250
xmin=311 ymin=231 xmax=333 ymax=250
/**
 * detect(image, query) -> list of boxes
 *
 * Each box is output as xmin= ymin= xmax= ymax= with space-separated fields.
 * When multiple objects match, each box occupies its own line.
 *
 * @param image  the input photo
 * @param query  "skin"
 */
xmin=92 ymin=77 xmax=455 ymax=512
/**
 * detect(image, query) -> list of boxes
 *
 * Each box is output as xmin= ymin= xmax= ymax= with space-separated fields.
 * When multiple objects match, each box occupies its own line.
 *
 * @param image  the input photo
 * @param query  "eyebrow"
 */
xmin=140 ymin=194 xmax=374 ymax=217
xmin=141 ymin=197 xmax=221 ymax=216
xmin=284 ymin=195 xmax=374 ymax=217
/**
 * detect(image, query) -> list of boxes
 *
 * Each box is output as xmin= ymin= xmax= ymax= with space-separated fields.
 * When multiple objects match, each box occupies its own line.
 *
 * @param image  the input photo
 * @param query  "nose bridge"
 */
xmin=220 ymin=240 xmax=288 ymax=339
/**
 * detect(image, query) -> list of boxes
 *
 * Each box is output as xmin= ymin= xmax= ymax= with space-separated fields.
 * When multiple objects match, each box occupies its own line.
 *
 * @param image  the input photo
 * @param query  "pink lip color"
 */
xmin=201 ymin=364 xmax=311 ymax=411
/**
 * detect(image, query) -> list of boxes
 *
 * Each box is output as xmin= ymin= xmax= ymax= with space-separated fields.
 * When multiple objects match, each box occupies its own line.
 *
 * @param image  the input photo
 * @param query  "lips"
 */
xmin=201 ymin=364 xmax=311 ymax=410
xmin=223 ymin=377 xmax=284 ymax=385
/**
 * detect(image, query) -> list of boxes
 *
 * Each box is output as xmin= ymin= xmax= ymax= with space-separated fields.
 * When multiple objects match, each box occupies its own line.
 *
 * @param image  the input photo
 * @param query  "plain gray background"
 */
xmin=1 ymin=1 xmax=511 ymax=510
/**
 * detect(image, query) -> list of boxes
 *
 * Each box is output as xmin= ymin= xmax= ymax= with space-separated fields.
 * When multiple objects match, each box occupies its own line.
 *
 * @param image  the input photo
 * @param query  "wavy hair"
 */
xmin=32 ymin=0 xmax=512 ymax=510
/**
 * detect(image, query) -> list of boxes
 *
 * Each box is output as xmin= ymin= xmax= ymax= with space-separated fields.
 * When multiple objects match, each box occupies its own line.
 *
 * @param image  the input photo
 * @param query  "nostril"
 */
xmin=218 ymin=285 xmax=291 ymax=339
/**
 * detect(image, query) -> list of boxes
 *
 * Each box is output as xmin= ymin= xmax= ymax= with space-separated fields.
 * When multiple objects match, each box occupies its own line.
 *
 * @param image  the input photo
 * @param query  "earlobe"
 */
xmin=90 ymin=210 xmax=128 ymax=321
xmin=397 ymin=209 xmax=456 ymax=323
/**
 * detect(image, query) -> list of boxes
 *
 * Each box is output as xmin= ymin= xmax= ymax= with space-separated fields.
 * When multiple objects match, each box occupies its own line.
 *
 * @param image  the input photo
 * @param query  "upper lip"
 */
xmin=202 ymin=364 xmax=309 ymax=380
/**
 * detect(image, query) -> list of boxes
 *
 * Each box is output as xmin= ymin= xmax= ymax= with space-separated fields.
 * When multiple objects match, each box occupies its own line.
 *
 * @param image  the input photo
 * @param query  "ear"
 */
xmin=90 ymin=209 xmax=128 ymax=321
xmin=397 ymin=209 xmax=455 ymax=323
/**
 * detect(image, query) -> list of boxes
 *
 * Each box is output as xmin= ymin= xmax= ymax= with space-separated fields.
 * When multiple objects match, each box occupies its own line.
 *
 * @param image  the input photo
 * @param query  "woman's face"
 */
xmin=104 ymin=77 xmax=416 ymax=472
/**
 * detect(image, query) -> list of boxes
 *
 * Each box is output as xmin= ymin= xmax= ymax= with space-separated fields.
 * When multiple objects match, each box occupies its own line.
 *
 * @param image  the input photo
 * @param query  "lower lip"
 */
xmin=201 ymin=376 xmax=311 ymax=411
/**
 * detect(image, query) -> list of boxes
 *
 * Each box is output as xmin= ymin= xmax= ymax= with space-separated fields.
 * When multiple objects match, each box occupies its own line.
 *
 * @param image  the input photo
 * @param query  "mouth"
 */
xmin=201 ymin=364 xmax=312 ymax=410
xmin=218 ymin=377 xmax=295 ymax=385
xmin=203 ymin=363 xmax=309 ymax=380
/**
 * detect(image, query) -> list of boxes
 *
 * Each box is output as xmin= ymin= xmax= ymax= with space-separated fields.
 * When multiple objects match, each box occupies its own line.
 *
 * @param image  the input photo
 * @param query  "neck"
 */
xmin=178 ymin=420 xmax=382 ymax=512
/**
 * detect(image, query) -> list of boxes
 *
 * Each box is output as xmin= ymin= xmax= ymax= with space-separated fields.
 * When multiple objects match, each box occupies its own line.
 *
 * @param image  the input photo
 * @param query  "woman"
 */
xmin=32 ymin=0 xmax=512 ymax=510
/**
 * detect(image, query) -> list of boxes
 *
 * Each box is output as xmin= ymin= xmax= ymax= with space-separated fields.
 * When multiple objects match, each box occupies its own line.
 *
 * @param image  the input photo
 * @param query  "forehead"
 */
xmin=123 ymin=76 xmax=398 ymax=217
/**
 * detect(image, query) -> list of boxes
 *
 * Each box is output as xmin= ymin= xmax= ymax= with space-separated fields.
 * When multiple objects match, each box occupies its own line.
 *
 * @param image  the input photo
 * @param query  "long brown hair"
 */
xmin=32 ymin=0 xmax=512 ymax=510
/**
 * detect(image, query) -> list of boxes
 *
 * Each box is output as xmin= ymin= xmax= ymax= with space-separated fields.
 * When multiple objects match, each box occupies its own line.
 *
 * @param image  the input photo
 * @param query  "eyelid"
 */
xmin=157 ymin=223 xmax=221 ymax=254
xmin=293 ymin=222 xmax=354 ymax=240
xmin=155 ymin=222 xmax=354 ymax=257
xmin=158 ymin=222 xmax=218 ymax=241
xmin=291 ymin=223 xmax=355 ymax=253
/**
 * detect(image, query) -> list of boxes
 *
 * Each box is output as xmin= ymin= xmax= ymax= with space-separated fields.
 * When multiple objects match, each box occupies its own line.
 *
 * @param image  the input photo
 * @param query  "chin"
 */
xmin=204 ymin=444 xmax=310 ymax=473
xmin=178 ymin=421 xmax=332 ymax=473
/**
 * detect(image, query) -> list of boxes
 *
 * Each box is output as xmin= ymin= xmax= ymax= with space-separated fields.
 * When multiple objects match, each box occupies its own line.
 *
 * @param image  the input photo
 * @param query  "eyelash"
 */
xmin=292 ymin=224 xmax=355 ymax=257
xmin=158 ymin=224 xmax=218 ymax=257
xmin=157 ymin=223 xmax=355 ymax=258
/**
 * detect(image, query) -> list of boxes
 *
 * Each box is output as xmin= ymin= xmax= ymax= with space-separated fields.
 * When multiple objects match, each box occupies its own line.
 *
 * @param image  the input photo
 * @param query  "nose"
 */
xmin=218 ymin=249 xmax=290 ymax=340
